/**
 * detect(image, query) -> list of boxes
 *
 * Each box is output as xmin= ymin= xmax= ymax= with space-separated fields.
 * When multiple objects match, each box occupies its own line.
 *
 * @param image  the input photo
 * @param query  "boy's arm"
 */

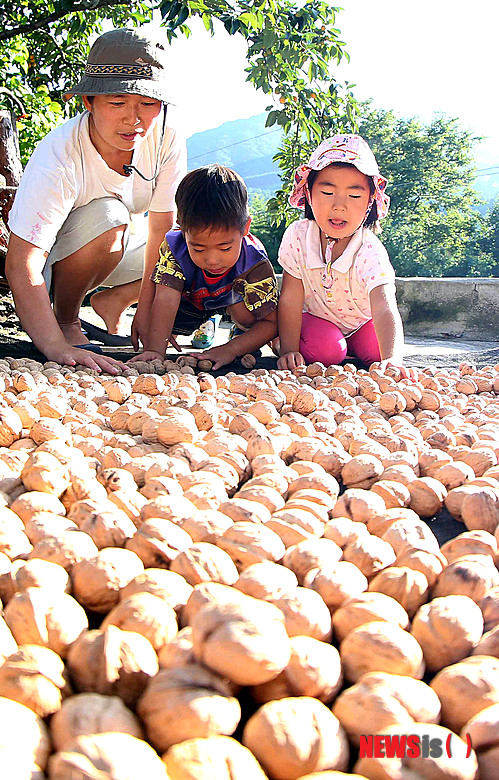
xmin=131 ymin=210 xmax=174 ymax=350
xmin=277 ymin=271 xmax=305 ymax=370
xmin=196 ymin=307 xmax=278 ymax=371
xmin=129 ymin=283 xmax=181 ymax=361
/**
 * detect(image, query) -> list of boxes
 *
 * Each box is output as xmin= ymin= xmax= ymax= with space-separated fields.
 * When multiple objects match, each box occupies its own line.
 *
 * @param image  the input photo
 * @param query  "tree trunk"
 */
xmin=0 ymin=110 xmax=22 ymax=278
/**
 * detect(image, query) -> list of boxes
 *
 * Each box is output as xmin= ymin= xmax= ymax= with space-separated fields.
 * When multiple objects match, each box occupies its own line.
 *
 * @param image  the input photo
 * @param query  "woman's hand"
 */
xmin=277 ymin=351 xmax=305 ymax=370
xmin=46 ymin=344 xmax=124 ymax=375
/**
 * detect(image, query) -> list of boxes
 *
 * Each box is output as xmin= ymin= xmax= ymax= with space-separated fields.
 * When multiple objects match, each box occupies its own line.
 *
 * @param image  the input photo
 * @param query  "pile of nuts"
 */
xmin=0 ymin=354 xmax=498 ymax=779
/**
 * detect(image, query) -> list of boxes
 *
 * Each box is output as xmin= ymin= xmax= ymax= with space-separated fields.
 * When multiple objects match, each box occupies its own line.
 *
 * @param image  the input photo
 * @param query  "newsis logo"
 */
xmin=359 ymin=733 xmax=473 ymax=759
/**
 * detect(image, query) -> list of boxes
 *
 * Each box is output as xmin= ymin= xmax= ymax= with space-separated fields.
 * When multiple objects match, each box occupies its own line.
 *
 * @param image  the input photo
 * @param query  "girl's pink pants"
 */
xmin=299 ymin=312 xmax=381 ymax=366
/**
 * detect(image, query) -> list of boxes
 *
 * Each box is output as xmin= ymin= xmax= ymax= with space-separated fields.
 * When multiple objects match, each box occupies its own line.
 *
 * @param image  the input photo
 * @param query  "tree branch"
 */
xmin=0 ymin=0 xmax=131 ymax=42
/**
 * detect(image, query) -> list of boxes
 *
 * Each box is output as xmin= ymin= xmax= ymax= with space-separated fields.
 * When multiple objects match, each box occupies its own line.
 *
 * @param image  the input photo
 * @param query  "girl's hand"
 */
xmin=277 ymin=351 xmax=305 ymax=370
xmin=378 ymin=358 xmax=418 ymax=382
xmin=187 ymin=344 xmax=238 ymax=371
xmin=128 ymin=350 xmax=164 ymax=364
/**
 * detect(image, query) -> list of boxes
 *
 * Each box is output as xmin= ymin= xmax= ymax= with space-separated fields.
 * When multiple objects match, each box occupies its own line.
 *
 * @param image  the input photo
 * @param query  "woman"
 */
xmin=6 ymin=28 xmax=186 ymax=372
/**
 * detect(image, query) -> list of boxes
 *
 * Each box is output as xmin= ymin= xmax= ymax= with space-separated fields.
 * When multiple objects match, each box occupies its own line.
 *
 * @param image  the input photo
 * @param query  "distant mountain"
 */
xmin=187 ymin=113 xmax=283 ymax=195
xmin=187 ymin=113 xmax=499 ymax=207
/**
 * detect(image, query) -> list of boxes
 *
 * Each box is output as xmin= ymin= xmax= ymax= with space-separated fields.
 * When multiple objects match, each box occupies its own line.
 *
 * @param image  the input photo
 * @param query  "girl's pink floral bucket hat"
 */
xmin=289 ymin=134 xmax=390 ymax=220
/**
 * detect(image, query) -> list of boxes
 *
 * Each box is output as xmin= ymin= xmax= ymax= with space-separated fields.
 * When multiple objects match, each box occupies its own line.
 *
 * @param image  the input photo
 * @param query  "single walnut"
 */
xmin=170 ymin=542 xmax=239 ymax=587
xmin=0 ymin=644 xmax=68 ymax=717
xmin=163 ymin=735 xmax=268 ymax=780
xmin=120 ymin=568 xmax=193 ymax=612
xmin=432 ymin=555 xmax=499 ymax=603
xmin=4 ymin=586 xmax=88 ymax=657
xmin=29 ymin=530 xmax=98 ymax=572
xmin=460 ymin=487 xmax=499 ymax=533
xmin=282 ymin=538 xmax=342 ymax=585
xmin=270 ymin=587 xmax=332 ymax=641
xmin=340 ymin=621 xmax=425 ymax=682
xmin=48 ymin=733 xmax=167 ymax=780
xmin=408 ymin=477 xmax=448 ymax=517
xmin=440 ymin=530 xmax=497 ymax=563
xmin=381 ymin=518 xmax=440 ymax=556
xmin=412 ymin=595 xmax=484 ymax=672
xmin=341 ymin=455 xmax=385 ymax=490
xmin=235 ymin=561 xmax=298 ymax=601
xmin=126 ymin=517 xmax=193 ymax=568
xmin=71 ymin=548 xmax=144 ymax=613
xmin=243 ymin=697 xmax=349 ymax=779
xmin=430 ymin=656 xmax=499 ymax=733
xmin=0 ymin=697 xmax=51 ymax=772
xmin=250 ymin=635 xmax=342 ymax=706
xmin=67 ymin=625 xmax=158 ymax=708
xmin=101 ymin=592 xmax=178 ymax=651
xmin=137 ymin=665 xmax=241 ymax=753
xmin=332 ymin=592 xmax=409 ymax=643
xmin=217 ymin=522 xmax=285 ymax=571
xmin=191 ymin=595 xmax=291 ymax=685
xmin=305 ymin=562 xmax=368 ymax=614
xmin=369 ymin=566 xmax=429 ymax=618
xmin=333 ymin=672 xmax=440 ymax=746
xmin=50 ymin=692 xmax=143 ymax=751
xmin=342 ymin=534 xmax=396 ymax=578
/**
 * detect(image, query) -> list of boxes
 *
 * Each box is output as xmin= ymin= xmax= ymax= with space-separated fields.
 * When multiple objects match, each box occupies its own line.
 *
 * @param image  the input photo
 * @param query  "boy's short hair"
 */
xmin=304 ymin=163 xmax=379 ymax=228
xmin=175 ymin=164 xmax=250 ymax=233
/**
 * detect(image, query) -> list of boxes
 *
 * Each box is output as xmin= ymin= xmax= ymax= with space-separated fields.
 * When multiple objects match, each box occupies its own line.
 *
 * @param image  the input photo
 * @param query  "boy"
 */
xmin=132 ymin=164 xmax=278 ymax=369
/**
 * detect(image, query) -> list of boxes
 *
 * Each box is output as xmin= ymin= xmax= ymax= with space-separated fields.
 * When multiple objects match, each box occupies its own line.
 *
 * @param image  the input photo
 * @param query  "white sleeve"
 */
xmin=278 ymin=222 xmax=303 ymax=279
xmin=355 ymin=234 xmax=396 ymax=294
xmin=148 ymin=124 xmax=187 ymax=214
xmin=8 ymin=140 xmax=77 ymax=252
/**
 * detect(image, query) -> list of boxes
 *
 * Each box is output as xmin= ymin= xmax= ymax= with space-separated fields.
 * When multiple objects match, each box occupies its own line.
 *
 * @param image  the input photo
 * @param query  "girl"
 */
xmin=277 ymin=134 xmax=412 ymax=377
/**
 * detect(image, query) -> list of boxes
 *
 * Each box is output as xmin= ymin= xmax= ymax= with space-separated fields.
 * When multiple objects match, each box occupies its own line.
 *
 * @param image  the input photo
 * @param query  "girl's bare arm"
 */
xmin=277 ymin=271 xmax=305 ymax=369
xmin=370 ymin=283 xmax=416 ymax=378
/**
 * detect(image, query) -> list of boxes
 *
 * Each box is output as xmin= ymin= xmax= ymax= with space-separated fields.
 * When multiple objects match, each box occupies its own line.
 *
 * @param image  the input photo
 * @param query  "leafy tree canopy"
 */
xmin=0 ymin=0 xmax=356 ymax=163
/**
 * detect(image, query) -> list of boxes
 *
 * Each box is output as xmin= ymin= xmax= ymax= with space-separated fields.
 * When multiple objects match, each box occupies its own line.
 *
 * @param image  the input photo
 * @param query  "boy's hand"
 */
xmin=127 ymin=350 xmax=164 ymax=364
xmin=277 ymin=351 xmax=305 ymax=371
xmin=188 ymin=343 xmax=238 ymax=371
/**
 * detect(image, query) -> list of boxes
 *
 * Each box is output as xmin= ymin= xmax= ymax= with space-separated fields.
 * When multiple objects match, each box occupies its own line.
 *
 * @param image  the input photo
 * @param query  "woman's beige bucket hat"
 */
xmin=63 ymin=28 xmax=171 ymax=102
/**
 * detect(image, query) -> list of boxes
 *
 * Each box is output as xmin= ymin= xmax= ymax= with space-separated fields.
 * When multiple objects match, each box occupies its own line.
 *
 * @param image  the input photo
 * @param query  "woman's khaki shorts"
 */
xmin=43 ymin=197 xmax=147 ymax=289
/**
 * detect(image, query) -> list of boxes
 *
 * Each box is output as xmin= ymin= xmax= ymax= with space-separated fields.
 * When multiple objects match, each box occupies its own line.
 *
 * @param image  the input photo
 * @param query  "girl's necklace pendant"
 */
xmin=321 ymin=232 xmax=338 ymax=291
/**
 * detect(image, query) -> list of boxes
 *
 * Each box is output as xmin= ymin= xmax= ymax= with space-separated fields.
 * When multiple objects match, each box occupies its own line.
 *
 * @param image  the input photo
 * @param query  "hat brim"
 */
xmin=63 ymin=76 xmax=171 ymax=103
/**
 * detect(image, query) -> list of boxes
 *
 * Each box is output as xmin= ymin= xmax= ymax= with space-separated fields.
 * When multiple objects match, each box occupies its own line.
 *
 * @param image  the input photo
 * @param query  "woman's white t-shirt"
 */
xmin=279 ymin=219 xmax=396 ymax=336
xmin=8 ymin=109 xmax=186 ymax=252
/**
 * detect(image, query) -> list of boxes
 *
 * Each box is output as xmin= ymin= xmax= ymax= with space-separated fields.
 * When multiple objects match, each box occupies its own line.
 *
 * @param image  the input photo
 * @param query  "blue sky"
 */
xmin=160 ymin=0 xmax=498 ymax=168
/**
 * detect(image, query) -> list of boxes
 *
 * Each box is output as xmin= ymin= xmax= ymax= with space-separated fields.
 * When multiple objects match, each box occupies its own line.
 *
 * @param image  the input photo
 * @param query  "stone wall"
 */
xmin=275 ymin=275 xmax=499 ymax=342
xmin=395 ymin=278 xmax=499 ymax=341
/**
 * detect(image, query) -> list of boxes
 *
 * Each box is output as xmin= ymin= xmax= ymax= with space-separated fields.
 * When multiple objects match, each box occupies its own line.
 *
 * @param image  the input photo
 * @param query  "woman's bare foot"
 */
xmin=90 ymin=281 xmax=140 ymax=334
xmin=58 ymin=320 xmax=90 ymax=346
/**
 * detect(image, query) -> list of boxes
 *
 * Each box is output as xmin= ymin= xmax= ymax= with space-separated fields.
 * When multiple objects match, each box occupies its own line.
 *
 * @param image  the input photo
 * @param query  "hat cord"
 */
xmin=123 ymin=104 xmax=167 ymax=180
